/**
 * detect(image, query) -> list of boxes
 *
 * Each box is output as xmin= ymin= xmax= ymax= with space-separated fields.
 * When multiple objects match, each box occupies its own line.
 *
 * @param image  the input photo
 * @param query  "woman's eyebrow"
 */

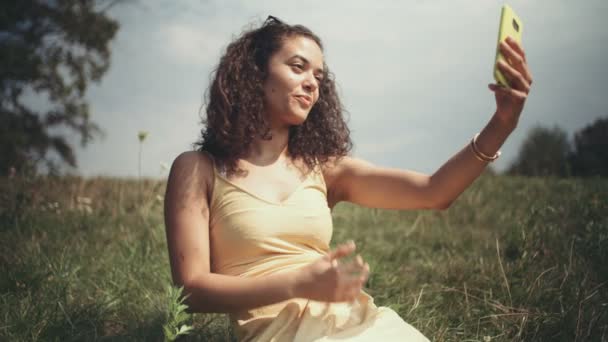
xmin=291 ymin=54 xmax=324 ymax=73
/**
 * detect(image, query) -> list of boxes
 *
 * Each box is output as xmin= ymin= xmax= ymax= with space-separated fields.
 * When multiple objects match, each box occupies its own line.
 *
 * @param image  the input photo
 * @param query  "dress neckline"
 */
xmin=212 ymin=163 xmax=315 ymax=206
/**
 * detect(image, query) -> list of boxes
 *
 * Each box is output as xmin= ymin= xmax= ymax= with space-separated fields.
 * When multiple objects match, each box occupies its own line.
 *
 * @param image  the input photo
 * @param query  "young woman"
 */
xmin=164 ymin=16 xmax=532 ymax=341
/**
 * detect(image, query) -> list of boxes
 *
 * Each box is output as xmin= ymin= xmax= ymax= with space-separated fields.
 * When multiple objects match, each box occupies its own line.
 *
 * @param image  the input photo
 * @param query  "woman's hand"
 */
xmin=488 ymin=36 xmax=533 ymax=128
xmin=292 ymin=241 xmax=370 ymax=302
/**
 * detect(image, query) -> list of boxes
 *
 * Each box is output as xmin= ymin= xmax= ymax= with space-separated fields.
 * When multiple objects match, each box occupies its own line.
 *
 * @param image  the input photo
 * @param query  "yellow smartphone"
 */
xmin=494 ymin=4 xmax=523 ymax=88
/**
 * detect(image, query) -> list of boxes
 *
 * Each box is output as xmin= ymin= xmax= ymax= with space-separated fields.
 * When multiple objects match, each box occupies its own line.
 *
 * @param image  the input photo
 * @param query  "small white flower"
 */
xmin=77 ymin=196 xmax=92 ymax=205
xmin=75 ymin=196 xmax=93 ymax=214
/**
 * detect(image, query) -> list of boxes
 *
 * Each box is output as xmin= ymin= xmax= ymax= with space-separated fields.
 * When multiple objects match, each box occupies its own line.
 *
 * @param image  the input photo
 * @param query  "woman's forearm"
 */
xmin=430 ymin=112 xmax=516 ymax=208
xmin=182 ymin=270 xmax=299 ymax=314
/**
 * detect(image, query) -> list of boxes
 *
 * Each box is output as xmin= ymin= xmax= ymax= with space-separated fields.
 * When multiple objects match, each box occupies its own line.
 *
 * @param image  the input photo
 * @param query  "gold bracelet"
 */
xmin=470 ymin=133 xmax=501 ymax=162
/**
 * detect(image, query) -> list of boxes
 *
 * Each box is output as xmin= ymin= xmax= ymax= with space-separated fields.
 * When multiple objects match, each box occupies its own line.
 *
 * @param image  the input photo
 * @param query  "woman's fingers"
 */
xmin=327 ymin=240 xmax=356 ymax=261
xmin=505 ymin=37 xmax=531 ymax=78
xmin=355 ymin=254 xmax=364 ymax=267
xmin=500 ymin=39 xmax=525 ymax=69
xmin=499 ymin=38 xmax=533 ymax=87
xmin=337 ymin=275 xmax=367 ymax=302
xmin=497 ymin=59 xmax=530 ymax=93
xmin=325 ymin=241 xmax=372 ymax=302
xmin=343 ymin=287 xmax=362 ymax=302
xmin=338 ymin=257 xmax=367 ymax=276
xmin=346 ymin=264 xmax=370 ymax=300
xmin=488 ymin=83 xmax=528 ymax=100
xmin=339 ymin=261 xmax=369 ymax=294
xmin=505 ymin=37 xmax=527 ymax=62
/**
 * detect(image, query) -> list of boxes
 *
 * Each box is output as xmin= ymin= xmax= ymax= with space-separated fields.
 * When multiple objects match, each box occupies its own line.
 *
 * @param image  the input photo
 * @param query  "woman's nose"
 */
xmin=303 ymin=74 xmax=318 ymax=93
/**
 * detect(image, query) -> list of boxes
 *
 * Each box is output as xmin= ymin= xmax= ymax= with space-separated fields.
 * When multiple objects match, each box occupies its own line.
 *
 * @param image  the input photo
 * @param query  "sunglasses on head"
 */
xmin=264 ymin=15 xmax=285 ymax=25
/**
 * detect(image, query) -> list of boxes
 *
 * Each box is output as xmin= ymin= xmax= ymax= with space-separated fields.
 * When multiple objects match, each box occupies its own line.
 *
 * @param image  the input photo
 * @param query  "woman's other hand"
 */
xmin=488 ymin=36 xmax=533 ymax=128
xmin=292 ymin=241 xmax=370 ymax=302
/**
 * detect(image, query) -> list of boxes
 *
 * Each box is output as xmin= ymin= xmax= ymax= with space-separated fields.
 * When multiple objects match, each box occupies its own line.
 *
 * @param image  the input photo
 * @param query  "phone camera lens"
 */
xmin=512 ymin=19 xmax=520 ymax=32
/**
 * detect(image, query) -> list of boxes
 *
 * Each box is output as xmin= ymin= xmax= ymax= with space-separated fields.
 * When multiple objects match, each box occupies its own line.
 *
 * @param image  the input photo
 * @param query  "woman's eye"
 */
xmin=292 ymin=64 xmax=304 ymax=71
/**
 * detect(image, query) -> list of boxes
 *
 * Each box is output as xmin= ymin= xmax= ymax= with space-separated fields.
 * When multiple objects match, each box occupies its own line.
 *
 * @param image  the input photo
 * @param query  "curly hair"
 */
xmin=194 ymin=16 xmax=352 ymax=176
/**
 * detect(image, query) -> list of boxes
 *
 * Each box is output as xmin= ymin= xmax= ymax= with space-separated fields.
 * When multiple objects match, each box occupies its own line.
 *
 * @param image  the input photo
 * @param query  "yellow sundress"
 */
xmin=207 ymin=156 xmax=429 ymax=341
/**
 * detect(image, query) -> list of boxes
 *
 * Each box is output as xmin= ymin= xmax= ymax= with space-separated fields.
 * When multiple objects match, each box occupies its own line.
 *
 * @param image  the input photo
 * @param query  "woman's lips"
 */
xmin=294 ymin=95 xmax=312 ymax=108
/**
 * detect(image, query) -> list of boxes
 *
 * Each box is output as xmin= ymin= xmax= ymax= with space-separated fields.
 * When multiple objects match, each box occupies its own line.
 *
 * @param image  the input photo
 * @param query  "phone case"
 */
xmin=494 ymin=4 xmax=524 ymax=88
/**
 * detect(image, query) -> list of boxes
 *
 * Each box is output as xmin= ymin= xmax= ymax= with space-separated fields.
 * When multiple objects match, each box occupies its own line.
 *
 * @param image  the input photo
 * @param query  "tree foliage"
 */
xmin=507 ymin=125 xmax=571 ymax=177
xmin=0 ymin=0 xmax=120 ymax=175
xmin=569 ymin=117 xmax=608 ymax=177
xmin=507 ymin=117 xmax=608 ymax=177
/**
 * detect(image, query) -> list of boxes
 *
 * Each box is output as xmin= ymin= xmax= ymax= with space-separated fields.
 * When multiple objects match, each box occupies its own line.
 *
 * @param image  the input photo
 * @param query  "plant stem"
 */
xmin=138 ymin=141 xmax=142 ymax=201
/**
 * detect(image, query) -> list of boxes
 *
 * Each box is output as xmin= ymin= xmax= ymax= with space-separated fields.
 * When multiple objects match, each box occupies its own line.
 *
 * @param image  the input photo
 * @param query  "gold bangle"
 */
xmin=470 ymin=133 xmax=501 ymax=162
xmin=470 ymin=143 xmax=489 ymax=162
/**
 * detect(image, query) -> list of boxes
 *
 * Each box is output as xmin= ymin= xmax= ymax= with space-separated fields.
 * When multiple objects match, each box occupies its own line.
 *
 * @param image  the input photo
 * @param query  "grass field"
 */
xmin=1 ymin=173 xmax=607 ymax=341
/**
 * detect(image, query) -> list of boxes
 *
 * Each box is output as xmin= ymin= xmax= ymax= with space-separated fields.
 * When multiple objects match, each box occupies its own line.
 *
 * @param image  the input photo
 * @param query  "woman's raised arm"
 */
xmin=324 ymin=38 xmax=532 ymax=211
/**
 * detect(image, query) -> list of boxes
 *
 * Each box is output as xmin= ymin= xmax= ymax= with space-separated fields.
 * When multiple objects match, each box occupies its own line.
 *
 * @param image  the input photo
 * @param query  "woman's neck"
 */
xmin=245 ymin=126 xmax=290 ymax=166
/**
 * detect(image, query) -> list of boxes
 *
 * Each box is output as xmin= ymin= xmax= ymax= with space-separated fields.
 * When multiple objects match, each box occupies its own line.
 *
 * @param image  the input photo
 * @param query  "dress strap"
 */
xmin=200 ymin=151 xmax=219 ymax=213
xmin=312 ymin=159 xmax=328 ymax=195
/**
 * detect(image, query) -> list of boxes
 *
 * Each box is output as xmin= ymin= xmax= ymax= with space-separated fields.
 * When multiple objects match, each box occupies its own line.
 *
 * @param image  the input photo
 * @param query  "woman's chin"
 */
xmin=286 ymin=111 xmax=310 ymax=126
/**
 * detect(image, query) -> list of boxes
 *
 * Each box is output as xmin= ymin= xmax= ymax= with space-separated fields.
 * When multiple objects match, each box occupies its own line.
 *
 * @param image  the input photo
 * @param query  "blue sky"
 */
xmin=68 ymin=0 xmax=607 ymax=178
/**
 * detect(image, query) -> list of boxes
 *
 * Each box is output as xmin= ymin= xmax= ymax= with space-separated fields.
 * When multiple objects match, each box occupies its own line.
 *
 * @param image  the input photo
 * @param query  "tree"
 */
xmin=569 ymin=117 xmax=608 ymax=177
xmin=0 ymin=0 xmax=120 ymax=176
xmin=507 ymin=125 xmax=571 ymax=177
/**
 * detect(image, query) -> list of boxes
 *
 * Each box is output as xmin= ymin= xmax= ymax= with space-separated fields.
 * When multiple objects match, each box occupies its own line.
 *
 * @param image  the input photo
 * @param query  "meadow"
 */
xmin=0 ymin=173 xmax=606 ymax=341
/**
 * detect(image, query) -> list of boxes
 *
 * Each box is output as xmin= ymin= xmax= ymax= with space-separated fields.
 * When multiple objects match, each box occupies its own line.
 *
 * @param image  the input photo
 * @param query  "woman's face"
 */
xmin=262 ymin=35 xmax=324 ymax=127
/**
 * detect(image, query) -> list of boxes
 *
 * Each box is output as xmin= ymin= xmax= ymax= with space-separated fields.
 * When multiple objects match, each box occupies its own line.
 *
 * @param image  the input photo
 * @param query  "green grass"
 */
xmin=1 ymin=174 xmax=606 ymax=341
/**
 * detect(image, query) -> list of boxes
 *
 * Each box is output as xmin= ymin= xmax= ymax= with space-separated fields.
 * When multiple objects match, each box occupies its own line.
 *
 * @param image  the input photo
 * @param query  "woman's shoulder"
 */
xmin=168 ymin=151 xmax=215 ymax=203
xmin=171 ymin=150 xmax=215 ymax=173
xmin=319 ymin=155 xmax=348 ymax=181
xmin=318 ymin=155 xmax=351 ymax=206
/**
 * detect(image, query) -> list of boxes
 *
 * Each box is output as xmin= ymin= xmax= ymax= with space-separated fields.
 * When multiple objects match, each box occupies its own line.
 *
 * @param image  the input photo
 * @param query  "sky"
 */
xmin=60 ymin=0 xmax=608 ymax=178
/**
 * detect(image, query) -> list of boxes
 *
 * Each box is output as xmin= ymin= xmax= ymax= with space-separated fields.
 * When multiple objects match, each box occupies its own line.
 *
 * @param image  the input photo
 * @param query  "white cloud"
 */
xmin=160 ymin=23 xmax=224 ymax=65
